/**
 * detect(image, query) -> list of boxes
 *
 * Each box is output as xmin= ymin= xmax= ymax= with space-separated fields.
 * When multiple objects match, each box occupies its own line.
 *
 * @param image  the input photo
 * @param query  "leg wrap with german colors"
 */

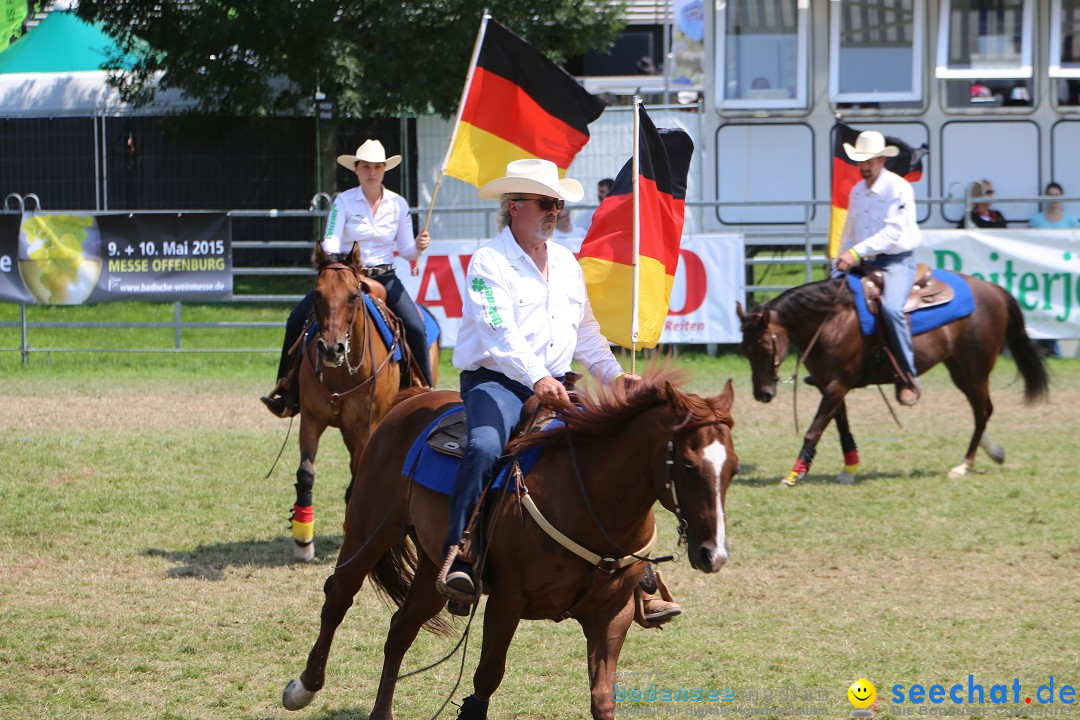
xmin=841 ymin=434 xmax=859 ymax=477
xmin=291 ymin=504 xmax=314 ymax=547
xmin=781 ymin=444 xmax=816 ymax=487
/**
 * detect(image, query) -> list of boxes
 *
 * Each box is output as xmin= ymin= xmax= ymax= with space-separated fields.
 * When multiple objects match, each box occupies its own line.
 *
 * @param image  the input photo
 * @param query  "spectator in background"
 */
xmin=573 ymin=178 xmax=615 ymax=235
xmin=1028 ymin=182 xmax=1074 ymax=359
xmin=959 ymin=179 xmax=1007 ymax=228
xmin=550 ymin=206 xmax=583 ymax=251
xmin=1029 ymin=182 xmax=1079 ymax=229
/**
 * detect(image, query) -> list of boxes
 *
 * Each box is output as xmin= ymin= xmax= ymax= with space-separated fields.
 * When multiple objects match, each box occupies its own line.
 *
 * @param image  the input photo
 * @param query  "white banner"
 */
xmin=916 ymin=229 xmax=1080 ymax=340
xmin=393 ymin=233 xmax=746 ymax=347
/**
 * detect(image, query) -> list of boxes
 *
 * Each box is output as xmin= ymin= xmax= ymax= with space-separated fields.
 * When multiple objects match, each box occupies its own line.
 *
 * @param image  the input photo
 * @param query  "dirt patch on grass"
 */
xmin=0 ymin=392 xmax=276 ymax=432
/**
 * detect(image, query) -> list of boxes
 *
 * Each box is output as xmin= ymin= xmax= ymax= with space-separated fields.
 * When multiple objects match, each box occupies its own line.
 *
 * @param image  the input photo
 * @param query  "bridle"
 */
xmin=667 ymin=412 xmax=732 ymax=556
xmin=306 ymin=262 xmax=398 ymax=417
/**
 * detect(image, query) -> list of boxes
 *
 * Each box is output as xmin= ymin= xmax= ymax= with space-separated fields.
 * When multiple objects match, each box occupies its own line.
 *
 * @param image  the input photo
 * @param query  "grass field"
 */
xmin=1 ymin=341 xmax=1078 ymax=720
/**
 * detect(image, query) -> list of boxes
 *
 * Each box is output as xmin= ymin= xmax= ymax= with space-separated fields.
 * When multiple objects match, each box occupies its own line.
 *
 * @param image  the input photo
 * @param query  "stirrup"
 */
xmin=634 ymin=570 xmax=682 ymax=629
xmin=436 ymin=546 xmax=479 ymax=606
xmin=261 ymin=394 xmax=295 ymax=418
xmin=896 ymin=382 xmax=921 ymax=407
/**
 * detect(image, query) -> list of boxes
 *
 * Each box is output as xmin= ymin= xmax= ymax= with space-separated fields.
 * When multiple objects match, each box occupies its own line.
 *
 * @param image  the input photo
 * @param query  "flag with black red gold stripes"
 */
xmin=829 ymin=120 xmax=928 ymax=258
xmin=442 ymin=18 xmax=606 ymax=188
xmin=578 ymin=105 xmax=694 ymax=350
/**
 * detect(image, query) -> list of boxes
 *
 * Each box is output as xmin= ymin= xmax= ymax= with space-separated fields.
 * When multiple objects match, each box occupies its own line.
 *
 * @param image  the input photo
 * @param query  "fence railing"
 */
xmin=4 ymin=192 xmax=1074 ymax=360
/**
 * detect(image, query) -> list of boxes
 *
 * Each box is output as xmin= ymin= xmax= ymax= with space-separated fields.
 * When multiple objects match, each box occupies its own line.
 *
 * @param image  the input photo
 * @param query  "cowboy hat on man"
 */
xmin=477 ymin=158 xmax=584 ymax=202
xmin=843 ymin=130 xmax=899 ymax=162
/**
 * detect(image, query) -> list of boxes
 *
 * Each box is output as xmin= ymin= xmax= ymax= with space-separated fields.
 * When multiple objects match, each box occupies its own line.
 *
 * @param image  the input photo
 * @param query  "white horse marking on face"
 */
xmin=702 ymin=440 xmax=730 ymax=564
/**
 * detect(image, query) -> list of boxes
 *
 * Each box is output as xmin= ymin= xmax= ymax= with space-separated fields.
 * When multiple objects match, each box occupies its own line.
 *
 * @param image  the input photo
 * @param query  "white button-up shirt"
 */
xmin=322 ymin=186 xmax=420 ymax=263
xmin=839 ymin=168 xmax=921 ymax=259
xmin=453 ymin=227 xmax=624 ymax=389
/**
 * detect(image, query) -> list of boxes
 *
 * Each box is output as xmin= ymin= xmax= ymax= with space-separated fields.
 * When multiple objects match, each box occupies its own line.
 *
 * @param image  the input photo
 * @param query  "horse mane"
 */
xmin=764 ymin=277 xmax=850 ymax=317
xmin=389 ymin=387 xmax=432 ymax=408
xmin=507 ymin=368 xmax=731 ymax=453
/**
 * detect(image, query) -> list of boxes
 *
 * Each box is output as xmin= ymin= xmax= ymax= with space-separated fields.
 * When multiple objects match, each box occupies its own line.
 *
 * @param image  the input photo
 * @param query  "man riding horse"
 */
xmin=436 ymin=158 xmax=681 ymax=626
xmin=834 ymin=130 xmax=922 ymax=406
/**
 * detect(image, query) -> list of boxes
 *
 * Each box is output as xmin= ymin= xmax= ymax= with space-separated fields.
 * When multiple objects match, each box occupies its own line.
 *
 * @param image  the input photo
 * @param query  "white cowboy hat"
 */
xmin=477 ymin=158 xmax=584 ymax=202
xmin=336 ymin=139 xmax=402 ymax=171
xmin=843 ymin=131 xmax=900 ymax=162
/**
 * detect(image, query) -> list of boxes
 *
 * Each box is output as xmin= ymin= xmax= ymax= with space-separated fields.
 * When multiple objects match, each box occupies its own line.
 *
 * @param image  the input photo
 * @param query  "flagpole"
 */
xmin=630 ymin=96 xmax=641 ymax=375
xmin=414 ymin=12 xmax=490 ymax=272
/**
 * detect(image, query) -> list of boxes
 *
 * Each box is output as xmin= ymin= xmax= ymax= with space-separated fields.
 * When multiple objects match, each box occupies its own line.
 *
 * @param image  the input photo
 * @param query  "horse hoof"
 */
xmin=947 ymin=463 xmax=969 ymax=479
xmin=283 ymin=677 xmax=316 ymax=711
xmin=293 ymin=541 xmax=315 ymax=563
xmin=836 ymin=470 xmax=856 ymax=484
xmin=987 ymin=446 xmax=1005 ymax=465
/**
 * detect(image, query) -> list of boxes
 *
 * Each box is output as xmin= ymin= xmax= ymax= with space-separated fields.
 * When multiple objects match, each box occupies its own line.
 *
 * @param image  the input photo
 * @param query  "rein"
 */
xmin=558 ymin=410 xmax=703 ymax=566
xmin=769 ymin=274 xmax=849 ymax=435
xmin=306 ymin=264 xmax=400 ymax=417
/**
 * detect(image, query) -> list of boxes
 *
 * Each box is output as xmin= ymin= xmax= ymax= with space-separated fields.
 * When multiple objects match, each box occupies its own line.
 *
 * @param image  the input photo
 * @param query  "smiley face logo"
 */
xmin=848 ymin=678 xmax=876 ymax=709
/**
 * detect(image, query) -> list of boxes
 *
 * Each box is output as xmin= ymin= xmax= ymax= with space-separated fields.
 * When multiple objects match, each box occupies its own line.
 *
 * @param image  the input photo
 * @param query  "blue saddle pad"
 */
xmin=403 ymin=406 xmax=557 ymax=496
xmin=419 ymin=304 xmax=441 ymax=346
xmin=848 ymin=269 xmax=975 ymax=337
xmin=363 ymin=295 xmax=403 ymax=362
xmin=305 ymin=299 xmax=438 ymax=362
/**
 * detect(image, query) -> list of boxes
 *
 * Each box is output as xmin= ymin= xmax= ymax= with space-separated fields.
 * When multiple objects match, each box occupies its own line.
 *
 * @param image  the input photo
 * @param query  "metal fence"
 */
xmin=6 ymin=191 xmax=1073 ymax=361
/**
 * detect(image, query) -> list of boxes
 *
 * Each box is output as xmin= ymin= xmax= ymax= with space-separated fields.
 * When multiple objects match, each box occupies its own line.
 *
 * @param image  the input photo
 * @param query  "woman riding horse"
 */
xmin=262 ymin=138 xmax=434 ymax=418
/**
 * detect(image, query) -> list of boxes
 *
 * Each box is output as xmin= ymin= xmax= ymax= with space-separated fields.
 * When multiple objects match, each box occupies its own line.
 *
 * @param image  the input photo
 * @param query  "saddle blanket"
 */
xmin=306 ymin=299 xmax=440 ymax=362
xmin=402 ymin=406 xmax=558 ymax=496
xmin=848 ymin=269 xmax=975 ymax=337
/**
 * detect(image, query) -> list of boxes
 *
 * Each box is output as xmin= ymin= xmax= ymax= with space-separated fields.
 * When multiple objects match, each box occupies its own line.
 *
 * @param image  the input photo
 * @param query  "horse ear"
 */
xmin=664 ymin=381 xmax=690 ymax=420
xmin=736 ymin=301 xmax=746 ymax=321
xmin=719 ymin=378 xmax=734 ymax=408
xmin=348 ymin=242 xmax=362 ymax=266
xmin=314 ymin=243 xmax=329 ymax=265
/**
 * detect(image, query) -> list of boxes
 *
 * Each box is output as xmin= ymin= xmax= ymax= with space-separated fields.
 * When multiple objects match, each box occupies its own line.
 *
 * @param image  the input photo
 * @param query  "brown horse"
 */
xmin=290 ymin=243 xmax=439 ymax=561
xmin=737 ymin=272 xmax=1049 ymax=486
xmin=282 ymin=372 xmax=738 ymax=719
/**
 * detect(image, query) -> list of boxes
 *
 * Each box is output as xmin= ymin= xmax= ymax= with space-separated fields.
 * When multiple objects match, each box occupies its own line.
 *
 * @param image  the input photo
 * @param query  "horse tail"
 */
xmin=370 ymin=534 xmax=454 ymax=635
xmin=1000 ymin=287 xmax=1050 ymax=405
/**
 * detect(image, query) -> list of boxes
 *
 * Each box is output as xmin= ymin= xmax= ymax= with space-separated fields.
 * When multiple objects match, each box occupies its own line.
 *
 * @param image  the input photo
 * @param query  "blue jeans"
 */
xmin=866 ymin=252 xmax=918 ymax=380
xmin=442 ymin=369 xmax=534 ymax=559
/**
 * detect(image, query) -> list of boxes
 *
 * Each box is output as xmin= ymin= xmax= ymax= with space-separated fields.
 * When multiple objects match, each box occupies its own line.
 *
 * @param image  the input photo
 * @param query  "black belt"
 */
xmin=358 ymin=264 xmax=395 ymax=277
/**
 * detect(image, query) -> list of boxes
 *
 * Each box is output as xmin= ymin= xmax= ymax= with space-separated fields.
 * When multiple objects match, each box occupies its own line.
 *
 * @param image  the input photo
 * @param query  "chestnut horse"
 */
xmin=282 ymin=372 xmax=738 ymax=719
xmin=290 ymin=243 xmax=439 ymax=561
xmin=737 ymin=272 xmax=1048 ymax=486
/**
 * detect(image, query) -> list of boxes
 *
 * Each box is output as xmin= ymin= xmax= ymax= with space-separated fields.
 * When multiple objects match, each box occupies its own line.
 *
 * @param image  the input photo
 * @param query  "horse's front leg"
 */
xmin=834 ymin=400 xmax=860 ymax=484
xmin=293 ymin=414 xmax=327 ymax=562
xmin=456 ymin=592 xmax=526 ymax=719
xmin=370 ymin=553 xmax=447 ymax=720
xmin=580 ymin=597 xmax=635 ymax=720
xmin=780 ymin=385 xmax=848 ymax=488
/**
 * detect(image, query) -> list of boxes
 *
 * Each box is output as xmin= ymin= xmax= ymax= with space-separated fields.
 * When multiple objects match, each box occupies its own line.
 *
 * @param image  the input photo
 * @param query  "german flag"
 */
xmin=578 ymin=106 xmax=694 ymax=349
xmin=443 ymin=18 xmax=606 ymax=188
xmin=829 ymin=120 xmax=928 ymax=257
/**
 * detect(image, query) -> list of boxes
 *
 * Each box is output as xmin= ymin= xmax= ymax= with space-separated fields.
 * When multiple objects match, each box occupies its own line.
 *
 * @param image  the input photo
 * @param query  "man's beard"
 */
xmin=536 ymin=223 xmax=554 ymax=240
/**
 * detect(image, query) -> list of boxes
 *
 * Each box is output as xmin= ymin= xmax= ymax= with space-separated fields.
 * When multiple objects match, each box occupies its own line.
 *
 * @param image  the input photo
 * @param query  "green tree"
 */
xmin=74 ymin=0 xmax=626 ymax=118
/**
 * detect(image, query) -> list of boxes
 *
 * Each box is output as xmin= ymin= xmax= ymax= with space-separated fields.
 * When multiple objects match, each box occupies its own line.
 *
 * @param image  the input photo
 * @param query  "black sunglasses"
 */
xmin=511 ymin=197 xmax=565 ymax=211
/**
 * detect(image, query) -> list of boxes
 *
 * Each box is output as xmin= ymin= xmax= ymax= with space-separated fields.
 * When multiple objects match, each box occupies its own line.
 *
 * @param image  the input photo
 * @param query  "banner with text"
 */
xmin=396 ymin=234 xmax=746 ymax=347
xmin=0 ymin=212 xmax=232 ymax=304
xmin=917 ymin=228 xmax=1080 ymax=340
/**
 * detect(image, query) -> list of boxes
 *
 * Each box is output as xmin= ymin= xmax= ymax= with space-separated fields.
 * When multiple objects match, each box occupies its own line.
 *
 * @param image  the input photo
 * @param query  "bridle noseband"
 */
xmin=317 ymin=263 xmax=367 ymax=376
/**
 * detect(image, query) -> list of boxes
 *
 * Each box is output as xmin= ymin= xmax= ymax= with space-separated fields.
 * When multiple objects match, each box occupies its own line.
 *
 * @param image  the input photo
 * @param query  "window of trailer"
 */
xmin=1051 ymin=0 xmax=1080 ymax=107
xmin=714 ymin=0 xmax=809 ymax=110
xmin=829 ymin=0 xmax=926 ymax=106
xmin=936 ymin=0 xmax=1034 ymax=110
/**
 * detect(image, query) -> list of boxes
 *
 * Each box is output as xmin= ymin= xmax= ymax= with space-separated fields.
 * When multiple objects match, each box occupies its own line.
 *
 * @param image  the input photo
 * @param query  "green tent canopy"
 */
xmin=0 ymin=11 xmax=137 ymax=74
